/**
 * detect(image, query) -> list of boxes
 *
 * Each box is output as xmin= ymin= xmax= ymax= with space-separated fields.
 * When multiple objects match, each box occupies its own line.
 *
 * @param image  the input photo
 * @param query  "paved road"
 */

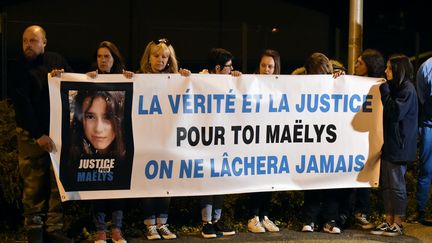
xmin=108 ymin=222 xmax=431 ymax=243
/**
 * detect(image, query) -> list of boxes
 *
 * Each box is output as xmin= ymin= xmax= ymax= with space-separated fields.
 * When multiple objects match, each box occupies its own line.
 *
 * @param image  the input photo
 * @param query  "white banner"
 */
xmin=48 ymin=73 xmax=383 ymax=201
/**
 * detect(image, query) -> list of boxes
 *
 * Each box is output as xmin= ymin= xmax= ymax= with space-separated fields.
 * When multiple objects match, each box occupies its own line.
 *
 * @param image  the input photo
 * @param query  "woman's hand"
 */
xmin=332 ymin=70 xmax=345 ymax=78
xmin=231 ymin=70 xmax=242 ymax=77
xmin=199 ymin=69 xmax=209 ymax=74
xmin=122 ymin=69 xmax=134 ymax=79
xmin=179 ymin=68 xmax=191 ymax=77
xmin=86 ymin=70 xmax=98 ymax=79
xmin=50 ymin=68 xmax=64 ymax=77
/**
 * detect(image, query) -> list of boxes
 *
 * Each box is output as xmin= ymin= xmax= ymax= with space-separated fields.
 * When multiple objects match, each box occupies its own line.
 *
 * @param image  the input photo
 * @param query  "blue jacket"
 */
xmin=417 ymin=57 xmax=432 ymax=127
xmin=380 ymin=80 xmax=418 ymax=162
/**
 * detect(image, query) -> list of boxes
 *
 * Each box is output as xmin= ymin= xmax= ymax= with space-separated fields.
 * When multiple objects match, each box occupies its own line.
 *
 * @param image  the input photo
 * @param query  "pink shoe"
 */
xmin=111 ymin=228 xmax=127 ymax=243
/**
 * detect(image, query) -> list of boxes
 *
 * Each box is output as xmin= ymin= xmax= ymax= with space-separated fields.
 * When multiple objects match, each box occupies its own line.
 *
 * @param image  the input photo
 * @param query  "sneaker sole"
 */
xmin=359 ymin=224 xmax=375 ymax=230
xmin=146 ymin=235 xmax=162 ymax=240
xmin=263 ymin=226 xmax=280 ymax=232
xmin=370 ymin=230 xmax=385 ymax=235
xmin=248 ymin=229 xmax=266 ymax=233
xmin=383 ymin=232 xmax=402 ymax=237
xmin=221 ymin=231 xmax=236 ymax=236
xmin=324 ymin=228 xmax=341 ymax=234
xmin=201 ymin=232 xmax=217 ymax=238
xmin=161 ymin=235 xmax=177 ymax=240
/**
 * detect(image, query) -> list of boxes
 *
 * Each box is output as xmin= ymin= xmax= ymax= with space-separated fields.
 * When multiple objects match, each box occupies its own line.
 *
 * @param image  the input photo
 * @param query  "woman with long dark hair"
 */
xmin=371 ymin=54 xmax=418 ymax=237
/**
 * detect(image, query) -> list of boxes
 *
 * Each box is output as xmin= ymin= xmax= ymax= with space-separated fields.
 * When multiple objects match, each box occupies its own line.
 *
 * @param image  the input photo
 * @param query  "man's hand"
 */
xmin=36 ymin=135 xmax=56 ymax=153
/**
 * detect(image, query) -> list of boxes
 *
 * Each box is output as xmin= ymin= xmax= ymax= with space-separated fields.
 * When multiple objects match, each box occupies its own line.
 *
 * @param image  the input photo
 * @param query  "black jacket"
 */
xmin=13 ymin=52 xmax=72 ymax=139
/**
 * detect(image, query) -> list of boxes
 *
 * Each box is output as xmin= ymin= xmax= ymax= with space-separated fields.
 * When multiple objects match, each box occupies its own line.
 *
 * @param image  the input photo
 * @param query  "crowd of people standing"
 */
xmin=12 ymin=24 xmax=432 ymax=242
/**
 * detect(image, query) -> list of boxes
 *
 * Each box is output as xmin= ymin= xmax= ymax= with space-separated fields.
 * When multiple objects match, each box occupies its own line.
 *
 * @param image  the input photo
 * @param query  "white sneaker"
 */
xmin=301 ymin=222 xmax=314 ymax=232
xmin=355 ymin=213 xmax=375 ymax=229
xmin=158 ymin=224 xmax=177 ymax=239
xmin=323 ymin=220 xmax=341 ymax=234
xmin=248 ymin=216 xmax=265 ymax=233
xmin=370 ymin=222 xmax=390 ymax=235
xmin=261 ymin=216 xmax=279 ymax=232
xmin=382 ymin=223 xmax=404 ymax=236
xmin=146 ymin=225 xmax=161 ymax=240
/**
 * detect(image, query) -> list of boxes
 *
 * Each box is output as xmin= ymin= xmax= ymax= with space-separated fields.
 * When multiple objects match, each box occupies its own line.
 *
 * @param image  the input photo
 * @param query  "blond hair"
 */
xmin=139 ymin=39 xmax=179 ymax=73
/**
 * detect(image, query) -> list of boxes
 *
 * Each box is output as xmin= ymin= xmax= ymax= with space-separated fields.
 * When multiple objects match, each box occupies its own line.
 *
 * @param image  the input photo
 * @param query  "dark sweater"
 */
xmin=13 ymin=52 xmax=72 ymax=139
xmin=380 ymin=80 xmax=418 ymax=162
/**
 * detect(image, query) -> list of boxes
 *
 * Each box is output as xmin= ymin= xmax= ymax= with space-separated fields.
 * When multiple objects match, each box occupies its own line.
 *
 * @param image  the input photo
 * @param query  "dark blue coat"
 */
xmin=380 ymin=80 xmax=418 ymax=162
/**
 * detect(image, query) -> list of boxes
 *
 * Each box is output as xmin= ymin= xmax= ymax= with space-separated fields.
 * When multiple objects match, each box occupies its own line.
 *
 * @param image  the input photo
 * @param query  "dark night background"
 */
xmin=1 ymin=0 xmax=431 ymax=98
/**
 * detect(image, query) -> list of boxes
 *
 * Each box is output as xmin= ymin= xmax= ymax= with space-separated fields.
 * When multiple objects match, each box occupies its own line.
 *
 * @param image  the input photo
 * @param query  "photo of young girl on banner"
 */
xmin=59 ymin=82 xmax=134 ymax=191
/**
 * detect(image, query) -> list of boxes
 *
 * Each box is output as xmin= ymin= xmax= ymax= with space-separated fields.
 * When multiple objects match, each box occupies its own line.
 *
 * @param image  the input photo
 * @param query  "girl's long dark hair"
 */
xmin=69 ymin=90 xmax=126 ymax=160
xmin=387 ymin=54 xmax=414 ymax=88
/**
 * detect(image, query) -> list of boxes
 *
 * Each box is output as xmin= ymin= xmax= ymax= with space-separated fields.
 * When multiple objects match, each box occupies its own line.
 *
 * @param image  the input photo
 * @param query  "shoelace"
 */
xmin=159 ymin=225 xmax=173 ymax=235
xmin=148 ymin=225 xmax=159 ymax=235
xmin=357 ymin=215 xmax=370 ymax=224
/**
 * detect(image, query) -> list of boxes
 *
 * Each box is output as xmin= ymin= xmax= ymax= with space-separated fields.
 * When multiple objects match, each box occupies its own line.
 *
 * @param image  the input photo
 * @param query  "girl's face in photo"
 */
xmin=354 ymin=56 xmax=368 ymax=76
xmin=150 ymin=46 xmax=170 ymax=73
xmin=385 ymin=61 xmax=393 ymax=81
xmin=82 ymin=96 xmax=115 ymax=152
xmin=97 ymin=47 xmax=114 ymax=73
xmin=259 ymin=55 xmax=275 ymax=75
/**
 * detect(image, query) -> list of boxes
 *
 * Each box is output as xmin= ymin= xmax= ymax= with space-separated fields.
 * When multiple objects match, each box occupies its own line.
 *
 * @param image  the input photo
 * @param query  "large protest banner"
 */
xmin=48 ymin=73 xmax=383 ymax=201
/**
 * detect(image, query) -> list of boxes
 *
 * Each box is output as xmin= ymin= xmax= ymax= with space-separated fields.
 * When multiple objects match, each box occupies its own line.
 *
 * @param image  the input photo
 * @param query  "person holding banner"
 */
xmin=300 ymin=52 xmax=342 ymax=234
xmin=138 ymin=38 xmax=190 ymax=77
xmin=247 ymin=49 xmax=280 ymax=233
xmin=198 ymin=47 xmax=238 ymax=239
xmin=137 ymin=38 xmax=189 ymax=240
xmin=200 ymin=47 xmax=242 ymax=77
xmin=343 ymin=49 xmax=385 ymax=230
xmin=86 ymin=41 xmax=134 ymax=79
xmin=371 ymin=54 xmax=418 ymax=237
xmin=70 ymin=90 xmax=128 ymax=243
xmin=12 ymin=25 xmax=74 ymax=243
xmin=71 ymin=41 xmax=131 ymax=243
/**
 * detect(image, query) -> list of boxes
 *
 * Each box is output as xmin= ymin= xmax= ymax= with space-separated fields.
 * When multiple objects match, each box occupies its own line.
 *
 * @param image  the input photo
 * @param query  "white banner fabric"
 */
xmin=48 ymin=73 xmax=383 ymax=201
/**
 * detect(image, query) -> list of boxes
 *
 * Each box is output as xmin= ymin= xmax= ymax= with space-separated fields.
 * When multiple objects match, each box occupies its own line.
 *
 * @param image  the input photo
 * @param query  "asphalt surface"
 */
xmin=81 ymin=222 xmax=431 ymax=243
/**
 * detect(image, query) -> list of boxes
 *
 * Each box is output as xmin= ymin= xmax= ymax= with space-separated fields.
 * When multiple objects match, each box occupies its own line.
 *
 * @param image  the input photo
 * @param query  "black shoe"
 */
xmin=45 ymin=230 xmax=74 ymax=243
xmin=407 ymin=211 xmax=426 ymax=224
xmin=27 ymin=228 xmax=44 ymax=243
xmin=213 ymin=220 xmax=235 ymax=236
xmin=201 ymin=222 xmax=221 ymax=239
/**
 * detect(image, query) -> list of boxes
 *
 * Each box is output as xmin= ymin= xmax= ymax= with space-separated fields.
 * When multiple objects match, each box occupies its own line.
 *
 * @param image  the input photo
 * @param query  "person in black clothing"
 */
xmin=300 ymin=53 xmax=342 ymax=234
xmin=13 ymin=25 xmax=73 ymax=243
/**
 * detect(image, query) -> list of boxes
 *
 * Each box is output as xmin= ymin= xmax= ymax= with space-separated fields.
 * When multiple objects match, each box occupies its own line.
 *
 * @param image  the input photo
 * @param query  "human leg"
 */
xmin=200 ymin=196 xmax=219 ymax=238
xmin=414 ymin=126 xmax=432 ymax=221
xmin=302 ymin=190 xmax=321 ymax=232
xmin=154 ymin=197 xmax=176 ymax=239
xmin=142 ymin=198 xmax=160 ymax=240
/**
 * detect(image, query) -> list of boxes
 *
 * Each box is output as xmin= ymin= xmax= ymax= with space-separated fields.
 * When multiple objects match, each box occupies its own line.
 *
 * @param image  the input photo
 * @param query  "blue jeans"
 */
xmin=142 ymin=197 xmax=170 ymax=226
xmin=416 ymin=126 xmax=432 ymax=212
xmin=93 ymin=199 xmax=124 ymax=230
xmin=380 ymin=160 xmax=407 ymax=216
xmin=200 ymin=195 xmax=224 ymax=222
